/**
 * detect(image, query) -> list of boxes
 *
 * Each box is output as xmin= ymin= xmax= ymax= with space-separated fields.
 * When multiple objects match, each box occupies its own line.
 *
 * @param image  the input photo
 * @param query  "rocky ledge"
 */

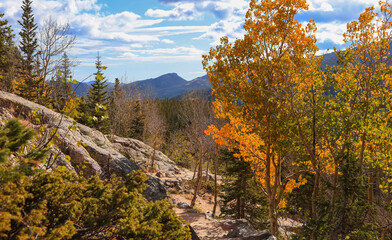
xmin=0 ymin=91 xmax=167 ymax=200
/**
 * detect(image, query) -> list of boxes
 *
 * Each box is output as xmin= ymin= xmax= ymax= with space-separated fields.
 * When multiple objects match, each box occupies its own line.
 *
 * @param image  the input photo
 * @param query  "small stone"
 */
xmin=188 ymin=209 xmax=199 ymax=213
xmin=177 ymin=202 xmax=191 ymax=209
xmin=205 ymin=212 xmax=214 ymax=221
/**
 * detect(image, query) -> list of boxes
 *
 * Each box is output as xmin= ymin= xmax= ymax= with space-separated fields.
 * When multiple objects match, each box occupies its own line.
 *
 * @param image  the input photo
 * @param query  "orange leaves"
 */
xmin=204 ymin=0 xmax=325 ymax=234
xmin=204 ymin=0 xmax=319 ymax=194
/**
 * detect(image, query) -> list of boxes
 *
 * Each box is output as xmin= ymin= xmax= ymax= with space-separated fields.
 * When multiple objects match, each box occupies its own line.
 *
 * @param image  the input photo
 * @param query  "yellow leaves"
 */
xmin=96 ymin=74 xmax=103 ymax=81
xmin=204 ymin=0 xmax=339 ymax=226
xmin=0 ymin=211 xmax=12 ymax=233
xmin=63 ymin=98 xmax=81 ymax=119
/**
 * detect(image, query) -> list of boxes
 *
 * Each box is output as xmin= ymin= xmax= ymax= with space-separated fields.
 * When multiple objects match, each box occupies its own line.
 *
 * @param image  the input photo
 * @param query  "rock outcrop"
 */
xmin=0 ymin=91 xmax=165 ymax=200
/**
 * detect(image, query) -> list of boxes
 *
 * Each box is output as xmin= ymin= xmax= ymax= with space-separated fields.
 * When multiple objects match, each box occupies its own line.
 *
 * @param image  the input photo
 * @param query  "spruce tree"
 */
xmin=15 ymin=0 xmax=49 ymax=105
xmin=130 ymin=95 xmax=144 ymax=140
xmin=76 ymin=96 xmax=89 ymax=125
xmin=18 ymin=0 xmax=37 ymax=76
xmin=0 ymin=13 xmax=14 ymax=65
xmin=0 ymin=12 xmax=20 ymax=91
xmin=113 ymin=77 xmax=122 ymax=99
xmin=85 ymin=53 xmax=110 ymax=132
xmin=220 ymin=149 xmax=268 ymax=229
xmin=52 ymin=52 xmax=75 ymax=110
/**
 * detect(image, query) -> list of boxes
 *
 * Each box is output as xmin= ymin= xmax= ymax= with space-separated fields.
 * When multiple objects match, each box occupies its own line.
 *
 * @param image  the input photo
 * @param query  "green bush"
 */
xmin=0 ymin=119 xmax=191 ymax=239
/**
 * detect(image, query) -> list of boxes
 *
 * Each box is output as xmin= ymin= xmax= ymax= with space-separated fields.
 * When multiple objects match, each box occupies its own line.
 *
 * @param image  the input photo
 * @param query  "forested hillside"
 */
xmin=1 ymin=0 xmax=392 ymax=239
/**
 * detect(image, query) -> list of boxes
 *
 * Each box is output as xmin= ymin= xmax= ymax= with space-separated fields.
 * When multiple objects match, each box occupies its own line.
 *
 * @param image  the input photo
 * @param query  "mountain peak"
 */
xmin=161 ymin=72 xmax=179 ymax=77
xmin=142 ymin=73 xmax=187 ymax=86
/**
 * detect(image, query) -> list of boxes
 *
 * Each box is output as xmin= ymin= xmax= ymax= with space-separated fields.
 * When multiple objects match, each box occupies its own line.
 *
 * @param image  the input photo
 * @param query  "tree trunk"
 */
xmin=311 ymin=88 xmax=319 ymax=223
xmin=150 ymin=142 xmax=157 ymax=172
xmin=212 ymin=151 xmax=218 ymax=217
xmin=191 ymin=153 xmax=203 ymax=208
xmin=240 ymin=178 xmax=246 ymax=219
xmin=311 ymin=171 xmax=320 ymax=240
xmin=367 ymin=171 xmax=373 ymax=204
xmin=192 ymin=160 xmax=199 ymax=180
xmin=204 ymin=158 xmax=210 ymax=186
xmin=265 ymin=145 xmax=278 ymax=237
xmin=236 ymin=196 xmax=241 ymax=219
xmin=269 ymin=200 xmax=278 ymax=237
xmin=312 ymin=171 xmax=320 ymax=219
xmin=332 ymin=166 xmax=338 ymax=208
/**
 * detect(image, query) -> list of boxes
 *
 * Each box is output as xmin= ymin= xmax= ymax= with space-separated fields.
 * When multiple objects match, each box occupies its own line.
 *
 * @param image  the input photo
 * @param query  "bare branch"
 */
xmin=38 ymin=17 xmax=76 ymax=82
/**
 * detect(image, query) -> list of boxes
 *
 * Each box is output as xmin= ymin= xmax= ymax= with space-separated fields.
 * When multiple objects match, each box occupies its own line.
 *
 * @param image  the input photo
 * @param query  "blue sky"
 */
xmin=0 ymin=0 xmax=379 ymax=83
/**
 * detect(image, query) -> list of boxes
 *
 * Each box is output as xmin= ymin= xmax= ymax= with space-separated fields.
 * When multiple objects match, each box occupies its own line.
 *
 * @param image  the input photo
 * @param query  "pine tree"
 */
xmin=76 ymin=96 xmax=89 ymax=125
xmin=51 ymin=52 xmax=75 ymax=111
xmin=113 ymin=77 xmax=122 ymax=100
xmin=18 ymin=0 xmax=37 ymax=75
xmin=85 ymin=53 xmax=110 ymax=132
xmin=130 ymin=94 xmax=144 ymax=140
xmin=220 ymin=149 xmax=268 ymax=229
xmin=0 ymin=13 xmax=14 ymax=68
xmin=109 ymin=77 xmax=129 ymax=135
xmin=0 ymin=13 xmax=20 ymax=92
xmin=15 ymin=0 xmax=50 ymax=106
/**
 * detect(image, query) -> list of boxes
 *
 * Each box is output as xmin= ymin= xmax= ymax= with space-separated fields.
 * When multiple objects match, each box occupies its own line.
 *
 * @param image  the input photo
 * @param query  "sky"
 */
xmin=0 ymin=0 xmax=380 ymax=83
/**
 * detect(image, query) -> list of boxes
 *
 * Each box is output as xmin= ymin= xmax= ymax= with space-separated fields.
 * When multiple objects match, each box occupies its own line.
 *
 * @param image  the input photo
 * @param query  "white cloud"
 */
xmin=107 ymin=46 xmax=206 ymax=63
xmin=76 ymin=57 xmax=97 ymax=67
xmin=161 ymin=39 xmax=174 ymax=44
xmin=195 ymin=18 xmax=245 ymax=45
xmin=145 ymin=3 xmax=200 ymax=20
xmin=0 ymin=0 xmax=23 ymax=21
xmin=74 ymin=38 xmax=105 ymax=47
xmin=150 ymin=0 xmax=249 ymax=20
xmin=315 ymin=21 xmax=347 ymax=44
xmin=1 ymin=0 xmax=204 ymax=44
xmin=66 ymin=0 xmax=102 ymax=14
xmin=196 ymin=0 xmax=248 ymax=19
xmin=308 ymin=1 xmax=334 ymax=12
xmin=122 ymin=54 xmax=203 ymax=63
xmin=138 ymin=25 xmax=208 ymax=36
xmin=307 ymin=0 xmax=379 ymax=13
xmin=67 ymin=12 xmax=164 ymax=42
xmin=68 ymin=46 xmax=96 ymax=55
xmin=99 ymin=12 xmax=163 ymax=31
xmin=134 ymin=46 xmax=205 ymax=55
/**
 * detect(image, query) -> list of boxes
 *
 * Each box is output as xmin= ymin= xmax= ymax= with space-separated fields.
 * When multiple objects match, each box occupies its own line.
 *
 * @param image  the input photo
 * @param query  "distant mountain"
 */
xmin=175 ymin=88 xmax=213 ymax=100
xmin=71 ymin=52 xmax=343 ymax=99
xmin=185 ymin=75 xmax=211 ymax=89
xmin=120 ymin=73 xmax=212 ymax=99
xmin=123 ymin=73 xmax=188 ymax=98
xmin=72 ymin=73 xmax=211 ymax=99
xmin=72 ymin=80 xmax=115 ymax=97
xmin=71 ymin=82 xmax=90 ymax=97
xmin=320 ymin=51 xmax=338 ymax=69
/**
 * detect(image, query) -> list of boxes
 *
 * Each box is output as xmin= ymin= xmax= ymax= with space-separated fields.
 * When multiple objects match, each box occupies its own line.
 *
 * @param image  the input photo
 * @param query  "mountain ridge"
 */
xmin=72 ymin=51 xmax=338 ymax=99
xmin=72 ymin=72 xmax=212 ymax=98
